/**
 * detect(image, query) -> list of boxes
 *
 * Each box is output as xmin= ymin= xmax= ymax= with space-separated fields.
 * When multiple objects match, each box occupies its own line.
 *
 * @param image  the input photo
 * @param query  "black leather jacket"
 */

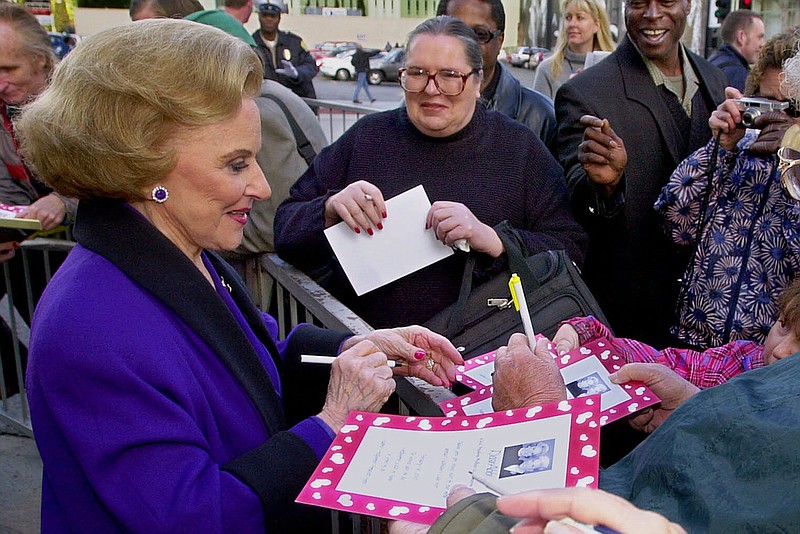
xmin=485 ymin=63 xmax=556 ymax=148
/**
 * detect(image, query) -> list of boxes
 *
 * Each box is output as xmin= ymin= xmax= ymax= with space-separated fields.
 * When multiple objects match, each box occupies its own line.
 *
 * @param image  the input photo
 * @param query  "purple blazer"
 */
xmin=26 ymin=199 xmax=349 ymax=532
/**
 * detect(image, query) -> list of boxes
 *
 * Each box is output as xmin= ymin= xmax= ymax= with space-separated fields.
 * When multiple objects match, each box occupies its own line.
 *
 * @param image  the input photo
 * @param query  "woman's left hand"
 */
xmin=426 ymin=201 xmax=504 ymax=257
xmin=342 ymin=326 xmax=464 ymax=388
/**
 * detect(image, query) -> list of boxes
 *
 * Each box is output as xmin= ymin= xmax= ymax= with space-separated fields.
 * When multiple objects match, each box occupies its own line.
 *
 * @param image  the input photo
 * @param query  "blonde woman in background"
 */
xmin=532 ymin=0 xmax=614 ymax=99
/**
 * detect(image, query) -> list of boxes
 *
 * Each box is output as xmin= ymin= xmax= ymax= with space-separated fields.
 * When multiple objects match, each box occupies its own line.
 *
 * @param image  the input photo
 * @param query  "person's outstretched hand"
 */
xmin=342 ymin=326 xmax=464 ymax=388
xmin=492 ymin=334 xmax=566 ymax=411
xmin=275 ymin=59 xmax=299 ymax=78
xmin=577 ymin=115 xmax=627 ymax=197
xmin=609 ymin=363 xmax=699 ymax=433
xmin=496 ymin=487 xmax=687 ymax=534
xmin=552 ymin=324 xmax=580 ymax=356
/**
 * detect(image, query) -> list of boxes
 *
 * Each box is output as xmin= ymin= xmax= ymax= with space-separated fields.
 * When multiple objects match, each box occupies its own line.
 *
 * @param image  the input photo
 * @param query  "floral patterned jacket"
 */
xmin=655 ymin=134 xmax=800 ymax=348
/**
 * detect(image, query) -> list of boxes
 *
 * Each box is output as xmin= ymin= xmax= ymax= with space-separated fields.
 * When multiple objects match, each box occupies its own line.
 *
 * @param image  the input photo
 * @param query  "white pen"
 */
xmin=300 ymin=355 xmax=402 ymax=368
xmin=508 ymin=273 xmax=536 ymax=351
xmin=468 ymin=470 xmax=506 ymax=495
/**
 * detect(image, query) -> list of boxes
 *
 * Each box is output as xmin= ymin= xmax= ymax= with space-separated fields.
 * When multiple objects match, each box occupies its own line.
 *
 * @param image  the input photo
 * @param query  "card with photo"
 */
xmin=296 ymin=396 xmax=601 ymax=525
xmin=446 ymin=338 xmax=660 ymax=425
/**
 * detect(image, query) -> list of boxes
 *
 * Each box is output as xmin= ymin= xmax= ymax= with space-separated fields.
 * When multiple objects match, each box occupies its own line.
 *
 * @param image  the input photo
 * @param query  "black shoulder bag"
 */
xmin=424 ymin=226 xmax=610 ymax=359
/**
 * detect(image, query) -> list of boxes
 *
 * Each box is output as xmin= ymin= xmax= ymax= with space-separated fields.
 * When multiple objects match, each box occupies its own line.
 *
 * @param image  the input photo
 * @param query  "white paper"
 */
xmin=335 ymin=416 xmax=572 ymax=506
xmin=324 ymin=185 xmax=454 ymax=296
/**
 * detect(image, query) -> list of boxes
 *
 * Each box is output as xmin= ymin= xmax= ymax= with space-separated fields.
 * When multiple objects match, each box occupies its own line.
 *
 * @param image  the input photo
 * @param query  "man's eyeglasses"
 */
xmin=472 ymin=28 xmax=502 ymax=44
xmin=778 ymin=146 xmax=800 ymax=200
xmin=399 ymin=67 xmax=480 ymax=96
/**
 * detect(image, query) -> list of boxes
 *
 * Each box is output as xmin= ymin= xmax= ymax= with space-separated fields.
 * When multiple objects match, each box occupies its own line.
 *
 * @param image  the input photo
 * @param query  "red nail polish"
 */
xmin=382 ymin=211 xmax=387 ymax=218
xmin=377 ymin=222 xmax=384 ymax=230
xmin=367 ymin=228 xmax=374 ymax=236
xmin=414 ymin=350 xmax=426 ymax=360
xmin=354 ymin=227 xmax=361 ymax=234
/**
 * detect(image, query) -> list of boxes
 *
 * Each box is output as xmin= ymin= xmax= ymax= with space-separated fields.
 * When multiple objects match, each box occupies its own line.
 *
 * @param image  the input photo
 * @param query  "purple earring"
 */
xmin=151 ymin=186 xmax=169 ymax=203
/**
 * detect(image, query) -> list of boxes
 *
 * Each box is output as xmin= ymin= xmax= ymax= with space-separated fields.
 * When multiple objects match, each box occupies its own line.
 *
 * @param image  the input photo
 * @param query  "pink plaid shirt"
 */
xmin=564 ymin=316 xmax=766 ymax=389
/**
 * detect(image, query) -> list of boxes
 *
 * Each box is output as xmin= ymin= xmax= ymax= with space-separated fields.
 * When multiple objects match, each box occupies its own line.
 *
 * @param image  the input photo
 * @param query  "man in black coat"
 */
xmin=252 ymin=0 xmax=317 ymax=100
xmin=555 ymin=0 xmax=727 ymax=352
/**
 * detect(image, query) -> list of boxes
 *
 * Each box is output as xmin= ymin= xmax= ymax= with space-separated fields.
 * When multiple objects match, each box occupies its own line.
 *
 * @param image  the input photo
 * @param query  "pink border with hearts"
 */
xmin=296 ymin=396 xmax=601 ymax=525
xmin=447 ymin=338 xmax=659 ymax=424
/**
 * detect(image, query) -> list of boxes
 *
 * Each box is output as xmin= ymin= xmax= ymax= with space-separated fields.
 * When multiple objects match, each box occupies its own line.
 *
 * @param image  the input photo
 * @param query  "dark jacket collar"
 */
xmin=73 ymin=198 xmax=286 ymax=435
xmin=616 ymin=35 xmax=725 ymax=166
xmin=489 ymin=62 xmax=522 ymax=118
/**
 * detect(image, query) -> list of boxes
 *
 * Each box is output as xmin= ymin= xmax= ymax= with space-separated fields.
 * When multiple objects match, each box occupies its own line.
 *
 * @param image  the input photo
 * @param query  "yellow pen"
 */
xmin=508 ymin=273 xmax=536 ymax=351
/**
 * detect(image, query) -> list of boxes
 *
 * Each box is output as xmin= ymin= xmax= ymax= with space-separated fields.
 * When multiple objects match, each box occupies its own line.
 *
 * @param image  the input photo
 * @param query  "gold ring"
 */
xmin=424 ymin=358 xmax=435 ymax=371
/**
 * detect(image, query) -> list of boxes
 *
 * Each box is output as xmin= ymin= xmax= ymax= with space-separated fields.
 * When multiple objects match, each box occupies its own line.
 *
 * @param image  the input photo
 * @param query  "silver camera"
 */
xmin=735 ymin=97 xmax=790 ymax=128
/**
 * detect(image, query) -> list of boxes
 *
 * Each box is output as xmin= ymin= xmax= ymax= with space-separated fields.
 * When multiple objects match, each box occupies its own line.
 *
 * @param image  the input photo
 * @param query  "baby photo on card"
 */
xmin=499 ymin=438 xmax=555 ymax=478
xmin=296 ymin=397 xmax=601 ymax=525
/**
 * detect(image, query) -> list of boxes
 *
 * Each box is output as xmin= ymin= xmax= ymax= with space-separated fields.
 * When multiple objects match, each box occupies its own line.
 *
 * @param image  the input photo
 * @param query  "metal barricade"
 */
xmin=0 ymin=237 xmax=75 ymax=435
xmin=304 ymin=98 xmax=381 ymax=143
xmin=256 ymin=253 xmax=456 ymax=416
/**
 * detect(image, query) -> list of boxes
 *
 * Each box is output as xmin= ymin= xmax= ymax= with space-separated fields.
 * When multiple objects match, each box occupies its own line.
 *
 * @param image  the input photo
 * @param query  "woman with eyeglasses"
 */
xmin=654 ymin=29 xmax=800 ymax=350
xmin=274 ymin=16 xmax=587 ymax=329
xmin=532 ymin=0 xmax=615 ymax=100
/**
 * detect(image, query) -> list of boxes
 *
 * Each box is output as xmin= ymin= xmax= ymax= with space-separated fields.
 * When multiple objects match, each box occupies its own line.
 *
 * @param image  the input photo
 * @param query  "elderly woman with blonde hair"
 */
xmin=18 ymin=19 xmax=462 ymax=533
xmin=532 ymin=0 xmax=615 ymax=99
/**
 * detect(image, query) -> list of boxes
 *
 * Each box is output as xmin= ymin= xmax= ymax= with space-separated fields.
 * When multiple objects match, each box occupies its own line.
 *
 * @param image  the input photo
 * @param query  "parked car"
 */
xmin=508 ymin=46 xmax=550 ymax=69
xmin=309 ymin=40 xmax=358 ymax=61
xmin=367 ymin=47 xmax=405 ymax=85
xmin=526 ymin=47 xmax=550 ymax=69
xmin=319 ymin=48 xmax=382 ymax=81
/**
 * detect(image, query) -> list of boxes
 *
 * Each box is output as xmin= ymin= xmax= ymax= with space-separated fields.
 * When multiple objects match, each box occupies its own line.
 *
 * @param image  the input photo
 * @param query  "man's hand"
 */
xmin=577 ymin=115 xmax=627 ymax=197
xmin=492 ymin=335 xmax=566 ymax=411
xmin=275 ymin=59 xmax=298 ymax=79
xmin=609 ymin=363 xmax=699 ymax=433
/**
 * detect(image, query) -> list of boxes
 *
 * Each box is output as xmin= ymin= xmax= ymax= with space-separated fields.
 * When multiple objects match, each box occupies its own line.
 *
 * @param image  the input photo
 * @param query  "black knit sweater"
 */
xmin=274 ymin=105 xmax=587 ymax=328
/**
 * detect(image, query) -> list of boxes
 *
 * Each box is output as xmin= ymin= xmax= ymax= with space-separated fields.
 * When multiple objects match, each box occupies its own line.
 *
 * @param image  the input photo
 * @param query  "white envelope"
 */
xmin=323 ymin=185 xmax=454 ymax=296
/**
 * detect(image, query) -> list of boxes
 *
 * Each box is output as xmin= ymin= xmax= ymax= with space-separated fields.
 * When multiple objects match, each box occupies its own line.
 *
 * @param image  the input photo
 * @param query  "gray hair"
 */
xmin=406 ymin=15 xmax=483 ymax=71
xmin=0 ymin=3 xmax=55 ymax=75
xmin=785 ymin=48 xmax=800 ymax=108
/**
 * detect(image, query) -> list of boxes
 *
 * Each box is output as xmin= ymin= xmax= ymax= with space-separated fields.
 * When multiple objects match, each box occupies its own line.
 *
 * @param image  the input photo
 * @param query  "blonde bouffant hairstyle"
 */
xmin=16 ymin=19 xmax=264 ymax=201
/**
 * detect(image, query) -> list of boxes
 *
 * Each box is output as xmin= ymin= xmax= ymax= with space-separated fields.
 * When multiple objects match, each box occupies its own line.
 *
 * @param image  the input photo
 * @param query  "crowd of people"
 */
xmin=2 ymin=0 xmax=800 ymax=531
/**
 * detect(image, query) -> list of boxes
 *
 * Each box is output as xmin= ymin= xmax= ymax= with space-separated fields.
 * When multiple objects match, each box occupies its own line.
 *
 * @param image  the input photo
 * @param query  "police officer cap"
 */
xmin=258 ymin=0 xmax=285 ymax=15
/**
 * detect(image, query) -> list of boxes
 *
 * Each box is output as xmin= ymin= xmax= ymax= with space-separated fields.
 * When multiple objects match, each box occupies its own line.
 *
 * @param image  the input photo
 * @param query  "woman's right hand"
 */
xmin=323 ymin=180 xmax=387 ymax=234
xmin=709 ymin=87 xmax=747 ymax=151
xmin=317 ymin=340 xmax=396 ymax=432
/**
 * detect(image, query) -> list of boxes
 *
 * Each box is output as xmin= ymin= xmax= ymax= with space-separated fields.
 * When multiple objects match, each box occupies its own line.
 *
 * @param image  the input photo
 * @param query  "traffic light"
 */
xmin=740 ymin=0 xmax=752 ymax=9
xmin=715 ymin=0 xmax=731 ymax=22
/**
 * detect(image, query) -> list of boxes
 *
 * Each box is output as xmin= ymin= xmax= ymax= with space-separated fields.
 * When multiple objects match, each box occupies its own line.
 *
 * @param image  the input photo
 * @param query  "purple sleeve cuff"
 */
xmin=290 ymin=416 xmax=335 ymax=460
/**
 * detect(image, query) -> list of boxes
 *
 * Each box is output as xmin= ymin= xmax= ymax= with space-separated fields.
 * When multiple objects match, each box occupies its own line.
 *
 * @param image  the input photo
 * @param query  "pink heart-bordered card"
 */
xmin=297 ymin=396 xmax=601 ymax=525
xmin=445 ymin=338 xmax=660 ymax=425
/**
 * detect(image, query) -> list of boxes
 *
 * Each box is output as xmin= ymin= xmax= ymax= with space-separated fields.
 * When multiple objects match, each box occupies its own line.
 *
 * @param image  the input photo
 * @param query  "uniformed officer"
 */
xmin=252 ymin=0 xmax=318 ymax=100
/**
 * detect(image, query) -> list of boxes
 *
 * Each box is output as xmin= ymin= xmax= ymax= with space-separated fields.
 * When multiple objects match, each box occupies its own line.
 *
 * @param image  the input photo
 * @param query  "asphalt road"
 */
xmin=312 ymin=62 xmax=539 ymax=102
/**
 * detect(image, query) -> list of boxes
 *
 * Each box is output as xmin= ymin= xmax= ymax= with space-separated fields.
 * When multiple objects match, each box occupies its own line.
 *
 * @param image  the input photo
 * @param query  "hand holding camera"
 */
xmin=710 ymin=88 xmax=798 ymax=153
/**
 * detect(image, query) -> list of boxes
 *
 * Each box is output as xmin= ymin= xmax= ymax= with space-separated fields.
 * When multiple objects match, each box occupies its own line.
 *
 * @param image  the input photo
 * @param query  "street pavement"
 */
xmin=0 ymin=62 xmax=539 ymax=534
